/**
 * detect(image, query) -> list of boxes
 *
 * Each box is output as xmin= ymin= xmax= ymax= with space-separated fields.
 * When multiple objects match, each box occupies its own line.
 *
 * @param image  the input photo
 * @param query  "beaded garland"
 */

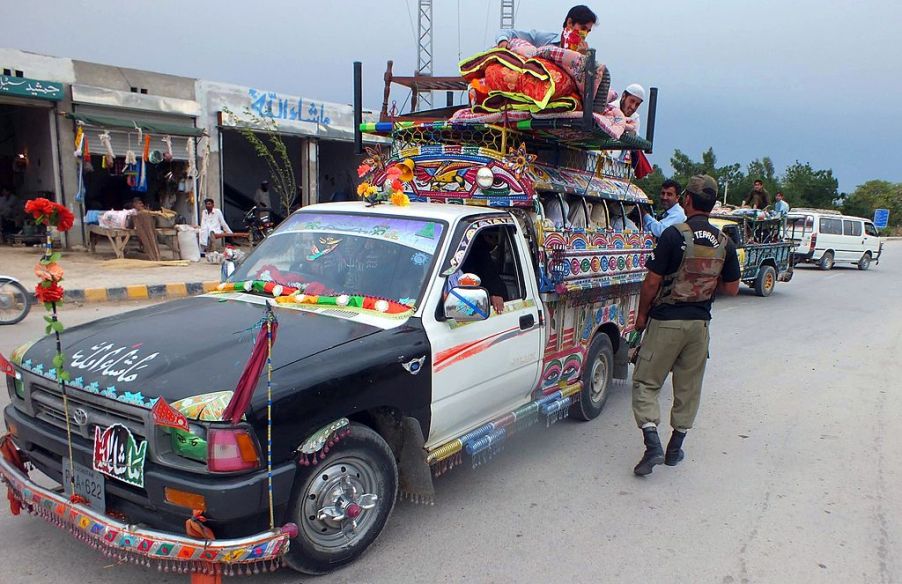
xmin=215 ymin=280 xmax=415 ymax=317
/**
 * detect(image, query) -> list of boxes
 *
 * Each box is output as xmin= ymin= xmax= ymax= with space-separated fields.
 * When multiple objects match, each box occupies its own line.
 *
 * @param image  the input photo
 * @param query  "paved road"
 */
xmin=1 ymin=244 xmax=900 ymax=583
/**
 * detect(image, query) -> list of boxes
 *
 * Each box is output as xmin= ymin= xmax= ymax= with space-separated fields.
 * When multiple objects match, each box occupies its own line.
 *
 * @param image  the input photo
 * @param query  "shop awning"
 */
xmin=66 ymin=112 xmax=204 ymax=137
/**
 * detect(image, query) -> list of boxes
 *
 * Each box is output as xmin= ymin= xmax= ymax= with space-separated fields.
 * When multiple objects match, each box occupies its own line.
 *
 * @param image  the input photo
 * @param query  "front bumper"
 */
xmin=4 ymin=404 xmax=298 ymax=536
xmin=0 ymin=436 xmax=297 ymax=575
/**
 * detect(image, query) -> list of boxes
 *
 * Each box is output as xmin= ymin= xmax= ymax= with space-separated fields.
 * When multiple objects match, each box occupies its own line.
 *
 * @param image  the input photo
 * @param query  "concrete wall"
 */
xmin=72 ymin=61 xmax=195 ymax=100
xmin=0 ymin=49 xmax=76 ymax=83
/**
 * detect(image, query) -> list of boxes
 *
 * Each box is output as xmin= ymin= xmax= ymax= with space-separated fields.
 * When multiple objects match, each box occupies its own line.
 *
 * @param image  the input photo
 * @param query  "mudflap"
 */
xmin=613 ymin=336 xmax=630 ymax=380
xmin=397 ymin=417 xmax=435 ymax=504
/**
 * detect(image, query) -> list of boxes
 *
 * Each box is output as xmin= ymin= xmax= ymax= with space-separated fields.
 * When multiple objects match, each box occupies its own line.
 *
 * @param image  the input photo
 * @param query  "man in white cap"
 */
xmin=608 ymin=83 xmax=645 ymax=163
xmin=612 ymin=83 xmax=645 ymax=134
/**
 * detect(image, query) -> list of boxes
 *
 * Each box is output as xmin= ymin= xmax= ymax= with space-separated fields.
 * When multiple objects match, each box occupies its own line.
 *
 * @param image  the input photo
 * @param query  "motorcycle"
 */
xmin=0 ymin=276 xmax=31 ymax=325
xmin=244 ymin=206 xmax=277 ymax=246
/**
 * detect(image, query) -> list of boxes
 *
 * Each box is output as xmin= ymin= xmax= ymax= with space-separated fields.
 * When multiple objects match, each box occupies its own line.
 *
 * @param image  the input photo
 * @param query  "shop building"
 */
xmin=0 ymin=50 xmax=72 ymax=245
xmin=1 ymin=48 xmax=380 ymax=250
xmin=197 ymin=81 xmax=380 ymax=230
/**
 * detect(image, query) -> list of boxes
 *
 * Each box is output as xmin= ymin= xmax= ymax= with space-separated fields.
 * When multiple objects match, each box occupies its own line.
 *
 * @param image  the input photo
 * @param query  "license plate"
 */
xmin=62 ymin=458 xmax=105 ymax=511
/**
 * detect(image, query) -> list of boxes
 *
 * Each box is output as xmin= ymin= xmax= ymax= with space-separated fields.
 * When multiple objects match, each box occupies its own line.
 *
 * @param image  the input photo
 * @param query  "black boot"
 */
xmin=634 ymin=427 xmax=665 ymax=476
xmin=665 ymin=430 xmax=686 ymax=466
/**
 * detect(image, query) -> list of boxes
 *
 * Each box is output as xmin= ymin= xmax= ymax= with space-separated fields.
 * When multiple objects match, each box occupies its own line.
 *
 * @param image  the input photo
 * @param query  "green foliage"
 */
xmin=635 ymin=164 xmax=666 ymax=199
xmin=781 ymin=161 xmax=839 ymax=209
xmin=841 ymin=180 xmax=902 ymax=228
xmin=222 ymin=106 xmax=299 ymax=213
xmin=651 ymin=149 xmax=843 ymax=211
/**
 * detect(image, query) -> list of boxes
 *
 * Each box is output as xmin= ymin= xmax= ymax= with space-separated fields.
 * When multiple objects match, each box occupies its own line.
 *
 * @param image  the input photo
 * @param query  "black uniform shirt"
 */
xmin=645 ymin=214 xmax=741 ymax=321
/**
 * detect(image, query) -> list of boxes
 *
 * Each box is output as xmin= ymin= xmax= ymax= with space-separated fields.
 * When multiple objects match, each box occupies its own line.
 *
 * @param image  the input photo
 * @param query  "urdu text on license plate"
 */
xmin=62 ymin=458 xmax=105 ymax=510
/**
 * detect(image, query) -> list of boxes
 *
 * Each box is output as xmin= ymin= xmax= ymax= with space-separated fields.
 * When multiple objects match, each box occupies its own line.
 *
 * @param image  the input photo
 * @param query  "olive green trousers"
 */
xmin=632 ymin=318 xmax=710 ymax=431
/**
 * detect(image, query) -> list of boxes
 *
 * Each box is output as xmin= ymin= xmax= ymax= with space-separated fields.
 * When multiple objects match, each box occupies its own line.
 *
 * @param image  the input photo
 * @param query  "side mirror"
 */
xmin=443 ymin=287 xmax=490 ymax=321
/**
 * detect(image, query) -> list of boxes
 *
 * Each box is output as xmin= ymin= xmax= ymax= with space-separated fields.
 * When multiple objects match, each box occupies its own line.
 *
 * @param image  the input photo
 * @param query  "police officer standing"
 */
xmin=631 ymin=175 xmax=741 ymax=476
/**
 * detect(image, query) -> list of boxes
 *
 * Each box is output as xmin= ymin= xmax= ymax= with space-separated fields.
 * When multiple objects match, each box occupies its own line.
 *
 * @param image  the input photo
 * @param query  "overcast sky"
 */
xmin=5 ymin=0 xmax=900 ymax=193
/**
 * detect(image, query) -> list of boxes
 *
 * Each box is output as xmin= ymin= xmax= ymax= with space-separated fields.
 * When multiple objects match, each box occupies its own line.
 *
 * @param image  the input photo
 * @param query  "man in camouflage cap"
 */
xmin=630 ymin=174 xmax=741 ymax=476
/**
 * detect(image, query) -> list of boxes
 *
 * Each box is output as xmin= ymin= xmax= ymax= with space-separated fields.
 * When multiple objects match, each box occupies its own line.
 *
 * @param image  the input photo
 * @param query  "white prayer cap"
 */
xmin=624 ymin=83 xmax=646 ymax=101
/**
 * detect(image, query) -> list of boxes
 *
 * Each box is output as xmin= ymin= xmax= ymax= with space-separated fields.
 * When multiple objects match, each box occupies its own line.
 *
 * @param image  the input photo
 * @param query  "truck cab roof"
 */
xmin=299 ymin=201 xmax=507 ymax=223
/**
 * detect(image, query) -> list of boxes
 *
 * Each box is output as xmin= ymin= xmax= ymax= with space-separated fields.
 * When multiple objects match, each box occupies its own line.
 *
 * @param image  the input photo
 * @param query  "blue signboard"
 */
xmin=873 ymin=208 xmax=890 ymax=229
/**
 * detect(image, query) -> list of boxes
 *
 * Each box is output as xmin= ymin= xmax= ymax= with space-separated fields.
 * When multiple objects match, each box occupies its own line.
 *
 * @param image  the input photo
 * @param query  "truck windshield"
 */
xmin=230 ymin=212 xmax=446 ymax=307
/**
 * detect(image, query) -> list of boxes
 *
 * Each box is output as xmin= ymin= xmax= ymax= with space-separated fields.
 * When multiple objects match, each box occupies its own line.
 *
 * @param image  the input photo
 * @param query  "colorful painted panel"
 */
xmin=538 ymin=230 xmax=655 ymax=293
xmin=539 ymin=294 xmax=638 ymax=391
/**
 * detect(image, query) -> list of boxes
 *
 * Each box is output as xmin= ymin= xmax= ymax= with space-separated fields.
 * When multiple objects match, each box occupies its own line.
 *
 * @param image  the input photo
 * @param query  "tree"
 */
xmin=635 ymin=164 xmax=666 ymax=199
xmin=669 ymin=147 xmax=746 ymax=203
xmin=841 ymin=180 xmax=902 ymax=230
xmin=781 ymin=161 xmax=839 ymax=209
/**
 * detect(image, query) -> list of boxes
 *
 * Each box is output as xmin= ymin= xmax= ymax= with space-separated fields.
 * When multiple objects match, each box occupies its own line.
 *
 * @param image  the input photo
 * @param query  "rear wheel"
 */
xmin=284 ymin=423 xmax=398 ymax=574
xmin=0 ymin=278 xmax=31 ymax=325
xmin=571 ymin=333 xmax=614 ymax=421
xmin=817 ymin=251 xmax=834 ymax=271
xmin=754 ymin=265 xmax=777 ymax=297
xmin=857 ymin=252 xmax=872 ymax=271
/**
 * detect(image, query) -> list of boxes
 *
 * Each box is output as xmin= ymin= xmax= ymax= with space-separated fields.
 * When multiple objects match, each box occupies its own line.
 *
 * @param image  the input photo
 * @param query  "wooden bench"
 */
xmin=87 ymin=225 xmax=180 ymax=259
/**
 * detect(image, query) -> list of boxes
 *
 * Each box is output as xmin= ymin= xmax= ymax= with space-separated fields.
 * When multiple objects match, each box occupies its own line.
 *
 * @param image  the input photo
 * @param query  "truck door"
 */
xmin=423 ymin=219 xmax=544 ymax=448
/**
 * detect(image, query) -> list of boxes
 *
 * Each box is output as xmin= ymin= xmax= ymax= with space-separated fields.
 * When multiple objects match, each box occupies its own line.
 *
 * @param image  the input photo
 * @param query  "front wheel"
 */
xmin=571 ymin=333 xmax=614 ymax=421
xmin=857 ymin=252 xmax=872 ymax=271
xmin=0 ymin=278 xmax=31 ymax=325
xmin=818 ymin=251 xmax=834 ymax=271
xmin=284 ymin=423 xmax=398 ymax=575
xmin=754 ymin=265 xmax=776 ymax=297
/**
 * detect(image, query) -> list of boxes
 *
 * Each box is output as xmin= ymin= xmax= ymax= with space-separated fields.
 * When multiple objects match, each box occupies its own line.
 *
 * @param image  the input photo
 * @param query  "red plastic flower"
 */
xmin=23 ymin=197 xmax=74 ymax=232
xmin=35 ymin=281 xmax=65 ymax=303
xmin=24 ymin=197 xmax=54 ymax=219
xmin=55 ymin=206 xmax=75 ymax=232
xmin=357 ymin=163 xmax=372 ymax=178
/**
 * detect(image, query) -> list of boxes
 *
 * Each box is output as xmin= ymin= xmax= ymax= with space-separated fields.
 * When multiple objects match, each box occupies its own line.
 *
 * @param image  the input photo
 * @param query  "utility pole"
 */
xmin=500 ymin=0 xmax=515 ymax=30
xmin=416 ymin=0 xmax=433 ymax=110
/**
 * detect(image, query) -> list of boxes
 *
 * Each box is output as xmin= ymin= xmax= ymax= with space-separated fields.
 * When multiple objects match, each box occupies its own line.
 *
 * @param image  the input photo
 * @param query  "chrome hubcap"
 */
xmin=589 ymin=353 xmax=609 ymax=404
xmin=301 ymin=458 xmax=379 ymax=548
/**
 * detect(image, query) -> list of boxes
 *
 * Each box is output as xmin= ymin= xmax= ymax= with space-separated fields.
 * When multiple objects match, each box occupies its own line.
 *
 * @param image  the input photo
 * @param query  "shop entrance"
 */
xmin=0 ymin=102 xmax=59 ymax=243
xmin=220 ymin=129 xmax=303 ymax=230
xmin=78 ymin=126 xmax=198 ymax=223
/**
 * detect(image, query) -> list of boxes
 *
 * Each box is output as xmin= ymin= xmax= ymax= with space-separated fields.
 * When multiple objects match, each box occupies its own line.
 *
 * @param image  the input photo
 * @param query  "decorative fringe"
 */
xmin=540 ymin=396 xmax=572 ymax=426
xmin=430 ymin=451 xmax=463 ymax=478
xmin=296 ymin=428 xmax=351 ymax=466
xmin=466 ymin=427 xmax=507 ymax=468
xmin=398 ymin=490 xmax=435 ymax=506
xmin=1 ymin=476 xmax=291 ymax=574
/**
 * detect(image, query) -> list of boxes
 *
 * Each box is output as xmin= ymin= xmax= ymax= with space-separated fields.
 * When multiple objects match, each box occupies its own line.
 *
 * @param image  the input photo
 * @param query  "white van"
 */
xmin=786 ymin=209 xmax=883 ymax=270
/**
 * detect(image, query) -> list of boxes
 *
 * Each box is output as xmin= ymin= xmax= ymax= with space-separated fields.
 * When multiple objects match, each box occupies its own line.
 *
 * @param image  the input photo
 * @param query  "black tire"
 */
xmin=571 ymin=333 xmax=614 ymax=421
xmin=0 ymin=278 xmax=31 ymax=325
xmin=284 ymin=422 xmax=398 ymax=575
xmin=754 ymin=265 xmax=777 ymax=297
xmin=857 ymin=252 xmax=872 ymax=271
xmin=817 ymin=251 xmax=834 ymax=271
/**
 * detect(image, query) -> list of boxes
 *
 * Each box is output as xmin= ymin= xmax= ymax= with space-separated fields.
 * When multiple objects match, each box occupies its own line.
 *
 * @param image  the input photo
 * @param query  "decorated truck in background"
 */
xmin=0 ymin=54 xmax=660 ymax=575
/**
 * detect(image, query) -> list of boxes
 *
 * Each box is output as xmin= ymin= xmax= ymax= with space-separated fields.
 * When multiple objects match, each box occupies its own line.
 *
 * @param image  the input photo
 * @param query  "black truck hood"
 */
xmin=19 ymin=296 xmax=386 ymax=406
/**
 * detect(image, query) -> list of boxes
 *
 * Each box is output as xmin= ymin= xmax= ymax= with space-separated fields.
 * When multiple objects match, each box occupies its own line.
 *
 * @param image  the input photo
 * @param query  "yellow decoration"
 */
xmin=390 ymin=192 xmax=410 ymax=207
xmin=397 ymin=158 xmax=415 ymax=182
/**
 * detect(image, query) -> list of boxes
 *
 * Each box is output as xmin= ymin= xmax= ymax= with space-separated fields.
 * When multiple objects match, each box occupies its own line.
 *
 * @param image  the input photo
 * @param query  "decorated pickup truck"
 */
xmin=1 ymin=53 xmax=660 ymax=576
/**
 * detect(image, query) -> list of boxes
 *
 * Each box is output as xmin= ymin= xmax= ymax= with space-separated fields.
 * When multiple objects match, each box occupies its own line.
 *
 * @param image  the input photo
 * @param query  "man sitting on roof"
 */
xmin=611 ymin=83 xmax=644 ymax=134
xmin=495 ymin=5 xmax=608 ymax=112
